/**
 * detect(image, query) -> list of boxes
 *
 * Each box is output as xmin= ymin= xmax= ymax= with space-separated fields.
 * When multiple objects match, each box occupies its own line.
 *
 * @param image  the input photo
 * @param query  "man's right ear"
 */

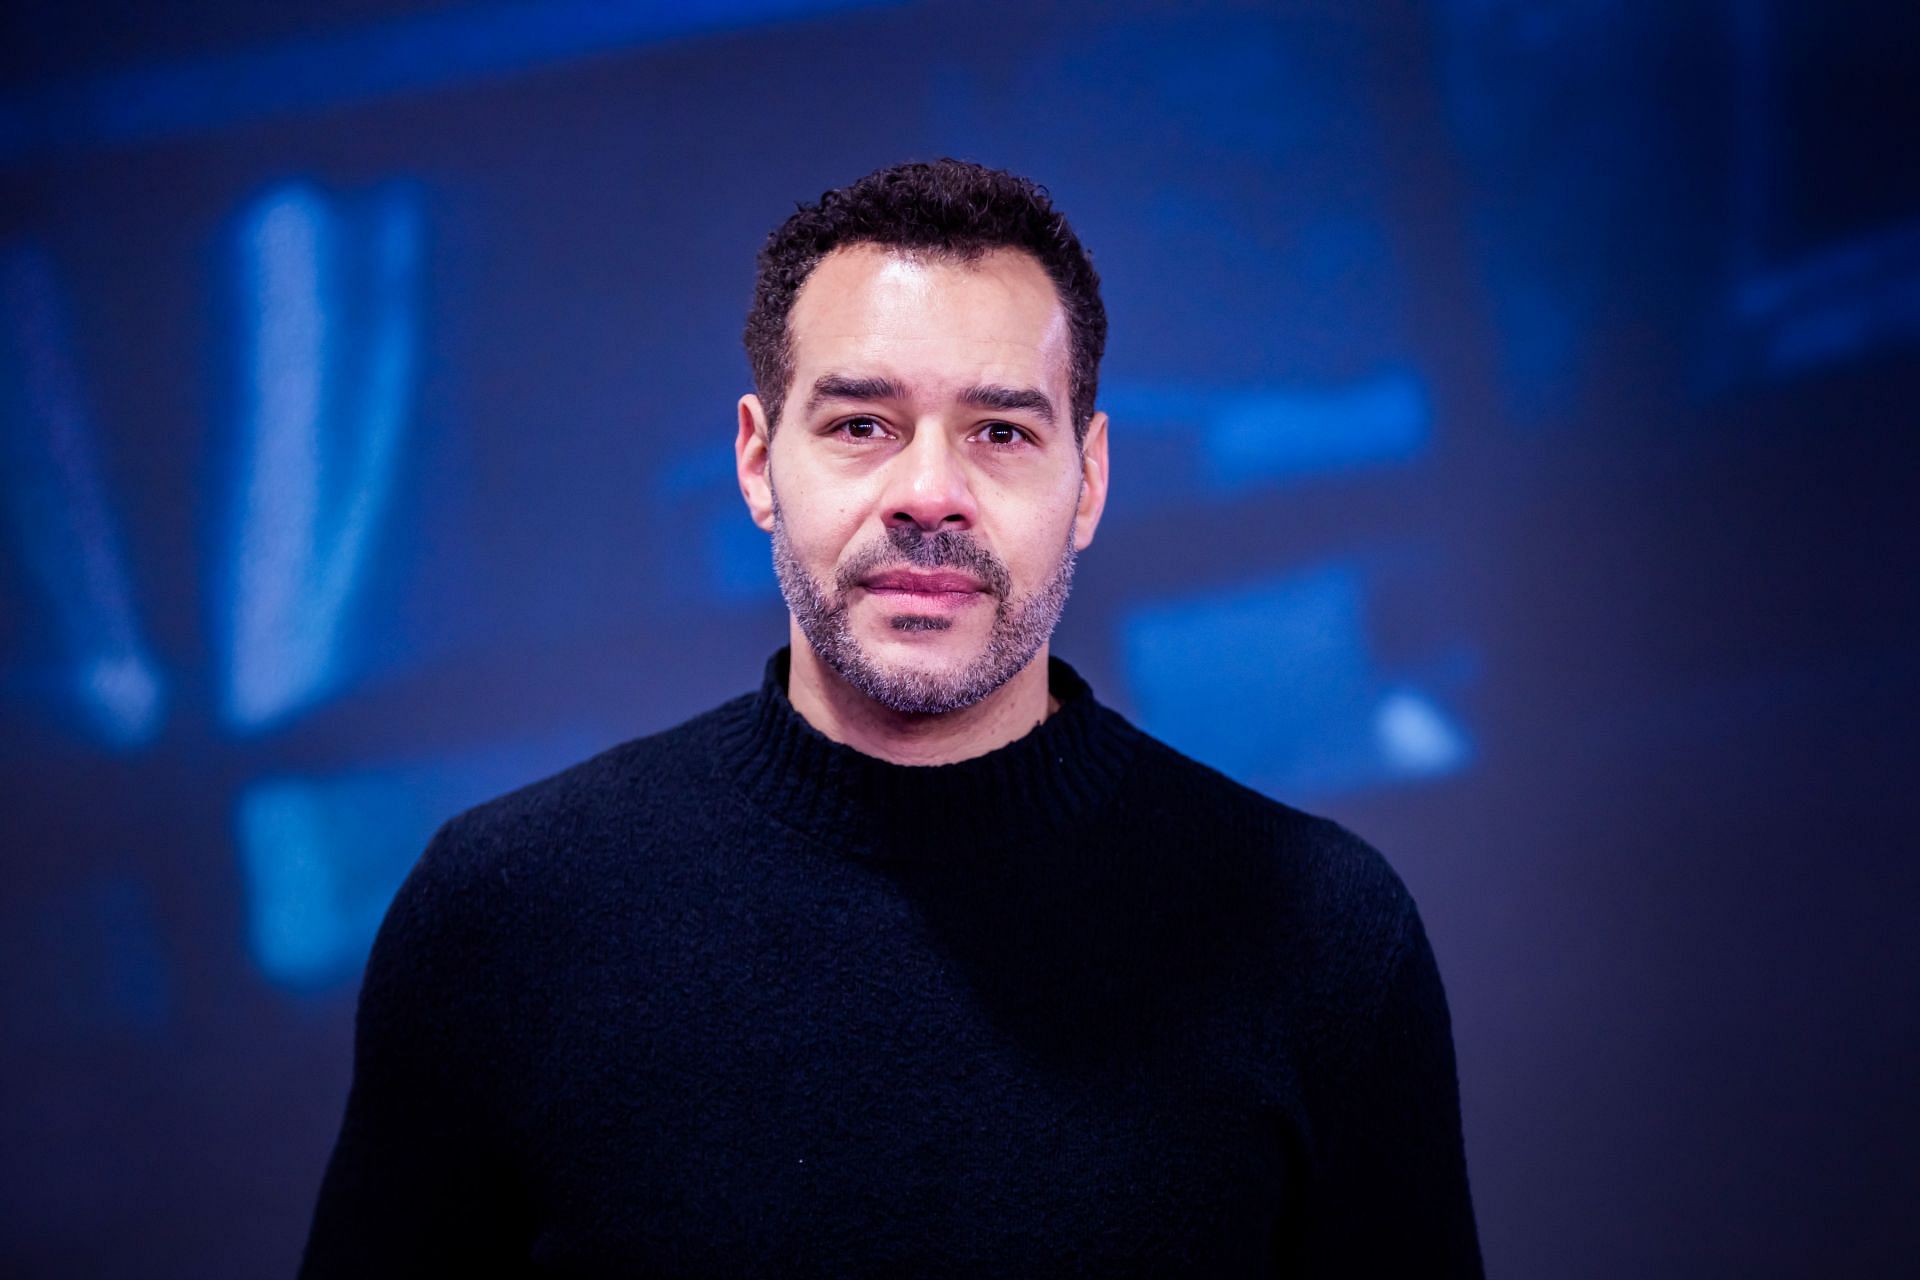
xmin=736 ymin=395 xmax=776 ymax=532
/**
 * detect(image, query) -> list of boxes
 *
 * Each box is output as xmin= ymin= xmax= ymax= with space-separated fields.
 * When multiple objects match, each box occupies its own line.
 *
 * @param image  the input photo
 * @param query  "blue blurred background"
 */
xmin=2 ymin=0 xmax=1915 ymax=1274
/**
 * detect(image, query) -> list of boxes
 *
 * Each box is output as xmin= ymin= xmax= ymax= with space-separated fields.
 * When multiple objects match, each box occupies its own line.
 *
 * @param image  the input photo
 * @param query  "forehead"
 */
xmin=787 ymin=243 xmax=1071 ymax=398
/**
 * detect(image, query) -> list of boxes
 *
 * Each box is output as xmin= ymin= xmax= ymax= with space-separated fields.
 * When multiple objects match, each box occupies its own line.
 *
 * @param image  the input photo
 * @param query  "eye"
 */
xmin=831 ymin=415 xmax=891 ymax=442
xmin=977 ymin=422 xmax=1031 ymax=449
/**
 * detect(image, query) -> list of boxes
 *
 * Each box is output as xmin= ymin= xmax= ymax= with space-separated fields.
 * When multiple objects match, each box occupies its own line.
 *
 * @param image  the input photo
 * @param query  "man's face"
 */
xmin=736 ymin=243 xmax=1109 ymax=715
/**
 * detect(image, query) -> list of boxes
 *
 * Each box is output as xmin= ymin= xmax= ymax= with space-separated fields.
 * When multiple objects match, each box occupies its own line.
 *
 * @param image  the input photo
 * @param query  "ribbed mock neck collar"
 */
xmin=717 ymin=647 xmax=1141 ymax=862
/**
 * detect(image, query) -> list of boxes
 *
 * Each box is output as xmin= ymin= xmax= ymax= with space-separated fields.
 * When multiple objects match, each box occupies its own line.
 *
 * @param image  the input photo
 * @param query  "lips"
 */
xmin=862 ymin=571 xmax=986 ymax=594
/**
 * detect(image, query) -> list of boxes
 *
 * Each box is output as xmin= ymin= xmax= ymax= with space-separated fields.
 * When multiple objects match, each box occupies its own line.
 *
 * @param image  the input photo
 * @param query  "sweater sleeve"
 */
xmin=298 ymin=820 xmax=530 ymax=1276
xmin=1294 ymin=900 xmax=1485 ymax=1276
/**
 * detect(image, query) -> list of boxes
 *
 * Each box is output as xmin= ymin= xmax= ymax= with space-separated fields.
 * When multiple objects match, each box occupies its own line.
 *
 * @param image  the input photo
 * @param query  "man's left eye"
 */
xmin=980 ymin=423 xmax=1026 ymax=446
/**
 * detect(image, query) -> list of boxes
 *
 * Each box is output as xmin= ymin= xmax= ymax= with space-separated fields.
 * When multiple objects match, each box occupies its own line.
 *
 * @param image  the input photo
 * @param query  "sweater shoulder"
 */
xmin=1115 ymin=726 xmax=1428 ymax=1062
xmin=1121 ymin=721 xmax=1413 ymax=909
xmin=1118 ymin=719 xmax=1420 ymax=947
xmin=425 ymin=692 xmax=754 ymax=880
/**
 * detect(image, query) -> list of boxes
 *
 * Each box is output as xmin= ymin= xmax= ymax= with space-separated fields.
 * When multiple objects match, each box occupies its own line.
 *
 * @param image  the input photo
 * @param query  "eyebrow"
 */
xmin=805 ymin=373 xmax=902 ymax=416
xmin=960 ymin=384 xmax=1056 ymax=428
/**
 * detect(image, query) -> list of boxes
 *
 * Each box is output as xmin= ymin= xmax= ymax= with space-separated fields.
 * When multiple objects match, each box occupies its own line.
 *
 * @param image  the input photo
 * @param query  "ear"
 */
xmin=736 ymin=394 xmax=776 ymax=532
xmin=1073 ymin=409 xmax=1110 ymax=551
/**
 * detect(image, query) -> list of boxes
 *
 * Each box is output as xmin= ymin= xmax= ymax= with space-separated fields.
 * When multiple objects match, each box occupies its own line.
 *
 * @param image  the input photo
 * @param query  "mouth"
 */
xmin=860 ymin=570 xmax=988 ymax=609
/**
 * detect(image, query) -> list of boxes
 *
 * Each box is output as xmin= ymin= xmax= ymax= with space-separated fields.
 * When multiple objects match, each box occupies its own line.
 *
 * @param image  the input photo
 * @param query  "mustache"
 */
xmin=833 ymin=524 xmax=1013 ymax=599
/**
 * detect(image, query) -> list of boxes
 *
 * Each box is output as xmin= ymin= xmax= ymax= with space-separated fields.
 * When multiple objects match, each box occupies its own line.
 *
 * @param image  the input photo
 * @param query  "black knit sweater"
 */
xmin=300 ymin=649 xmax=1482 ymax=1276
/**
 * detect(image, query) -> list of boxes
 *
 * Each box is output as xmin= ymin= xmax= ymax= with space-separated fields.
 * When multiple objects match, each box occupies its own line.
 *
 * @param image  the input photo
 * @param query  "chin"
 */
xmin=865 ymin=624 xmax=969 ymax=662
xmin=857 ymin=599 xmax=972 ymax=641
xmin=860 ymin=620 xmax=976 ymax=663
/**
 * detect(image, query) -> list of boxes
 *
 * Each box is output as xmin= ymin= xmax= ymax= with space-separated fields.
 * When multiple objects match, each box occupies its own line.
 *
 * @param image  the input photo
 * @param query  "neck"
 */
xmin=785 ymin=624 xmax=1060 ymax=766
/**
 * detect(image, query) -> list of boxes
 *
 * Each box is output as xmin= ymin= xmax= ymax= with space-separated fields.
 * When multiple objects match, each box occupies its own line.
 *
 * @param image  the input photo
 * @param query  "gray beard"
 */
xmin=769 ymin=483 xmax=1077 ymax=716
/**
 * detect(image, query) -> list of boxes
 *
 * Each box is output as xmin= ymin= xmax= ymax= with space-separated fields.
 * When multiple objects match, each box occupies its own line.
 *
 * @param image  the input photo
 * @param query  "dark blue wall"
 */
xmin=3 ymin=1 xmax=1916 ymax=1274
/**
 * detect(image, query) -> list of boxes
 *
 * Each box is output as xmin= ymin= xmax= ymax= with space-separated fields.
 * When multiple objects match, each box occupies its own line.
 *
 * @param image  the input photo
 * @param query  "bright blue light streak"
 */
xmin=239 ymin=777 xmax=388 ymax=989
xmin=223 ymin=183 xmax=421 ymax=731
xmin=227 ymin=188 xmax=331 ymax=729
xmin=1122 ymin=566 xmax=1375 ymax=794
xmin=1099 ymin=369 xmax=1429 ymax=506
xmin=0 ymin=244 xmax=166 ymax=747
xmin=1120 ymin=564 xmax=1472 ymax=798
xmin=238 ymin=735 xmax=602 ymax=989
xmin=315 ymin=190 xmax=421 ymax=640
xmin=1201 ymin=372 xmax=1428 ymax=491
xmin=1374 ymin=688 xmax=1472 ymax=777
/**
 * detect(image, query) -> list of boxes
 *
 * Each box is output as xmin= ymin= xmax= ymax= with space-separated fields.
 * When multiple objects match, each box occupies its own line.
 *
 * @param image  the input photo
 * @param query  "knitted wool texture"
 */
xmin=301 ymin=649 xmax=1482 ymax=1277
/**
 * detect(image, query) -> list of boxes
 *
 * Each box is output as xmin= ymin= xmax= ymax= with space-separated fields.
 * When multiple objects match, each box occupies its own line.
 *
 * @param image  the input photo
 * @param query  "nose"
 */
xmin=881 ymin=426 xmax=977 ymax=533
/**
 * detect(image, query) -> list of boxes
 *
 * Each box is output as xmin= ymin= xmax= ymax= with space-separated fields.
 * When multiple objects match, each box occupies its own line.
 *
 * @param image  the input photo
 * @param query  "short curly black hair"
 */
xmin=744 ymin=158 xmax=1107 ymax=443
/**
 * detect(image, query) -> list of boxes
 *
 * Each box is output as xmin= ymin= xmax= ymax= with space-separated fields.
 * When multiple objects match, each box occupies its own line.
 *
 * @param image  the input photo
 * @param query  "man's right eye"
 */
xmin=835 ymin=416 xmax=887 ymax=441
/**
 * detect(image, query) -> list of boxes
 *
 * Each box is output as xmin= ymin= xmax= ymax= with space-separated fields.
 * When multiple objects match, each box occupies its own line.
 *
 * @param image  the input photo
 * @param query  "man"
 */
xmin=301 ymin=159 xmax=1483 ymax=1275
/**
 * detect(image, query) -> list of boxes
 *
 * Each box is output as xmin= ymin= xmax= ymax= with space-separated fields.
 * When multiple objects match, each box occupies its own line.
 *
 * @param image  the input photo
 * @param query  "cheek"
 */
xmin=999 ymin=482 xmax=1081 ymax=578
xmin=785 ymin=497 xmax=870 ymax=573
xmin=772 ymin=453 xmax=867 ymax=558
xmin=818 ymin=495 xmax=868 ymax=551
